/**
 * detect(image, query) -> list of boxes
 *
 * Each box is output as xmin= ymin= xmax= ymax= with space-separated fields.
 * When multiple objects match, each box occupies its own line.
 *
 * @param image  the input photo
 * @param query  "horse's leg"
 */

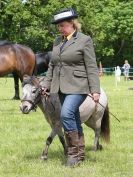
xmin=92 ymin=128 xmax=103 ymax=151
xmin=12 ymin=73 xmax=20 ymax=100
xmin=41 ymin=130 xmax=56 ymax=160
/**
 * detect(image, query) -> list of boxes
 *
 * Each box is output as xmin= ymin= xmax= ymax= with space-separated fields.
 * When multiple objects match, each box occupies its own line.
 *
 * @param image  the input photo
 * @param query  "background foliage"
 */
xmin=0 ymin=0 xmax=133 ymax=66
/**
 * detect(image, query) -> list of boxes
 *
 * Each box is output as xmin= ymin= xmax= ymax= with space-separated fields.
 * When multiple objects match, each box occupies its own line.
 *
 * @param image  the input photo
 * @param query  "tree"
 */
xmin=0 ymin=0 xmax=133 ymax=66
xmin=81 ymin=0 xmax=133 ymax=66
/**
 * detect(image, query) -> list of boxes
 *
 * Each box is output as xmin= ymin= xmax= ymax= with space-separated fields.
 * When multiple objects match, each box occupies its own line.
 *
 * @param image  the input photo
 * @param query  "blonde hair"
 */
xmin=67 ymin=19 xmax=82 ymax=32
xmin=73 ymin=19 xmax=82 ymax=32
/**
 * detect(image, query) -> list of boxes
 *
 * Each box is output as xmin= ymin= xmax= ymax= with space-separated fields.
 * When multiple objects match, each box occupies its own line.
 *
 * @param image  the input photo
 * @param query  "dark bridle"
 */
xmin=21 ymin=86 xmax=42 ymax=111
xmin=21 ymin=84 xmax=55 ymax=113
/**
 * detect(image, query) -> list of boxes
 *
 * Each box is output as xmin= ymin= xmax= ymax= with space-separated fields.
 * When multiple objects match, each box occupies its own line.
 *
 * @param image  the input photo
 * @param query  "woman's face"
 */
xmin=57 ymin=21 xmax=74 ymax=37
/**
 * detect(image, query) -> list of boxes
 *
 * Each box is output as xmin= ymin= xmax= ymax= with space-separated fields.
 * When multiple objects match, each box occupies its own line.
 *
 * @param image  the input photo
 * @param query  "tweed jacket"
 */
xmin=42 ymin=32 xmax=100 ymax=94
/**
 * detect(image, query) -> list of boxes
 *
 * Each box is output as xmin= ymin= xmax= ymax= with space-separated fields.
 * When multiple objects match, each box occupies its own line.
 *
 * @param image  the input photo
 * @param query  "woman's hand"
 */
xmin=40 ymin=87 xmax=49 ymax=95
xmin=91 ymin=93 xmax=100 ymax=103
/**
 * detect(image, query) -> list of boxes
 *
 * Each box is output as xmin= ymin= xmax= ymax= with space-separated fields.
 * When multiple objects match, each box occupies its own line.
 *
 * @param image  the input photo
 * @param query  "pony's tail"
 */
xmin=101 ymin=104 xmax=110 ymax=142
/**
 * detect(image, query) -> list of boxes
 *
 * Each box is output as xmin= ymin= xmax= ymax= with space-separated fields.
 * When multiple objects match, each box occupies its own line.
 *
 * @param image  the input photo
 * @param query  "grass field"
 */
xmin=0 ymin=76 xmax=133 ymax=177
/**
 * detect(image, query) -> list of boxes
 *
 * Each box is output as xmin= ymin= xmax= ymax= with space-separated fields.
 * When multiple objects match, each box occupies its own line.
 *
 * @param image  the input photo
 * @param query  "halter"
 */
xmin=21 ymin=99 xmax=37 ymax=111
xmin=21 ymin=87 xmax=41 ymax=111
xmin=21 ymin=86 xmax=55 ymax=113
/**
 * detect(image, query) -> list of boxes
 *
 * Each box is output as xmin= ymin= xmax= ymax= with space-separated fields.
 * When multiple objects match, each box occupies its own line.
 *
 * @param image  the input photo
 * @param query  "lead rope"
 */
xmin=88 ymin=94 xmax=120 ymax=123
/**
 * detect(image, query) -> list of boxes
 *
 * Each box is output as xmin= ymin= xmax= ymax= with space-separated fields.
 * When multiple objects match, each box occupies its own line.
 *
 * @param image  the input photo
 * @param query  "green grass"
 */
xmin=0 ymin=76 xmax=133 ymax=177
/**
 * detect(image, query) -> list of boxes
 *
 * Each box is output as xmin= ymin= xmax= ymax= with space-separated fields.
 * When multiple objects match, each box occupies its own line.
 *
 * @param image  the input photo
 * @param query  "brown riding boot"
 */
xmin=65 ymin=131 xmax=79 ymax=167
xmin=78 ymin=134 xmax=85 ymax=161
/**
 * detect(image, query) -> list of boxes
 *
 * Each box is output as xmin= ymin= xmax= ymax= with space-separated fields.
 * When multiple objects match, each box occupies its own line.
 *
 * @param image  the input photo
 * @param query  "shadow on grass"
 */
xmin=85 ymin=145 xmax=94 ymax=151
xmin=85 ymin=145 xmax=104 ymax=163
xmin=24 ymin=149 xmax=66 ymax=163
xmin=0 ymin=98 xmax=20 ymax=101
xmin=24 ymin=145 xmax=102 ymax=164
xmin=0 ymin=98 xmax=11 ymax=101
xmin=0 ymin=109 xmax=21 ymax=114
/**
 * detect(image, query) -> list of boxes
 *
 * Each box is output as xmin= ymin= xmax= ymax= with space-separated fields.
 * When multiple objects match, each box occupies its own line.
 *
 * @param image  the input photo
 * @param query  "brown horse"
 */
xmin=0 ymin=41 xmax=35 ymax=99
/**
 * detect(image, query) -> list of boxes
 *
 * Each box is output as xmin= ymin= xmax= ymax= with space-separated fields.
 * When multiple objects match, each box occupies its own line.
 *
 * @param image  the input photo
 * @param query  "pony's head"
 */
xmin=20 ymin=75 xmax=40 ymax=114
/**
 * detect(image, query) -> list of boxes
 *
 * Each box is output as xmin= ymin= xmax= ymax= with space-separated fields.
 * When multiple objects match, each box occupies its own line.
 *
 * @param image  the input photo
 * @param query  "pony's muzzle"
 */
xmin=20 ymin=104 xmax=30 ymax=114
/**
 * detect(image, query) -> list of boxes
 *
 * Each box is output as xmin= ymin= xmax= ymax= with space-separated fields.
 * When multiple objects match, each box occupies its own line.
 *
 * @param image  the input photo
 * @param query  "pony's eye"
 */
xmin=32 ymin=88 xmax=37 ymax=93
xmin=32 ymin=90 xmax=36 ymax=93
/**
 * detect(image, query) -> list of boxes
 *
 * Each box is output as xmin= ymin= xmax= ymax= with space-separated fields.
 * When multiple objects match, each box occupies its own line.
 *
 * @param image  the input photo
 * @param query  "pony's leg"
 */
xmin=92 ymin=128 xmax=103 ymax=151
xmin=41 ymin=130 xmax=56 ymax=160
xmin=12 ymin=73 xmax=20 ymax=100
xmin=58 ymin=131 xmax=67 ymax=155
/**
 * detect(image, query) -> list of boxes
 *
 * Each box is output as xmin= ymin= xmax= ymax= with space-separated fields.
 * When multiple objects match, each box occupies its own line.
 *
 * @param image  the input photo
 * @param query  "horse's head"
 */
xmin=20 ymin=75 xmax=41 ymax=114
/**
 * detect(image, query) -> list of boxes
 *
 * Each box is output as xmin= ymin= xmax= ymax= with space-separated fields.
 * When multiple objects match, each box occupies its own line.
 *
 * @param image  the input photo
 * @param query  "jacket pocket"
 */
xmin=73 ymin=70 xmax=87 ymax=78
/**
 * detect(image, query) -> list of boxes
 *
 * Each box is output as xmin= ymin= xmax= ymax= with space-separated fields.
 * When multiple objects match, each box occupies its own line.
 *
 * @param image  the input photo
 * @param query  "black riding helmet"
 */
xmin=52 ymin=8 xmax=78 ymax=24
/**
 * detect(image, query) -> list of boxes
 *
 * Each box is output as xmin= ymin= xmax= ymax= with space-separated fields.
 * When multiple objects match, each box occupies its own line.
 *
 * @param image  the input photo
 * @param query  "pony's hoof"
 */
xmin=92 ymin=144 xmax=103 ymax=151
xmin=40 ymin=155 xmax=48 ymax=160
xmin=97 ymin=144 xmax=103 ymax=150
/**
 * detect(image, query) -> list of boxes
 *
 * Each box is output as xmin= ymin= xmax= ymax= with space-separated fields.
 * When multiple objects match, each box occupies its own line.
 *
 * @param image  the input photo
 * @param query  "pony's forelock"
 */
xmin=22 ymin=75 xmax=38 ymax=87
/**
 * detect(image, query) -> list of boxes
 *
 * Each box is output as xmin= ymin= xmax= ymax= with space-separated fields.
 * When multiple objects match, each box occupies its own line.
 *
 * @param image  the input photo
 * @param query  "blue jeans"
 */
xmin=59 ymin=93 xmax=87 ymax=135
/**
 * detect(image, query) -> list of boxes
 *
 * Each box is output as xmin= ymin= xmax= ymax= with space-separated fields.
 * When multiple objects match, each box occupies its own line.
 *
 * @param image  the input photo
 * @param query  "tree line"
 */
xmin=0 ymin=0 xmax=133 ymax=67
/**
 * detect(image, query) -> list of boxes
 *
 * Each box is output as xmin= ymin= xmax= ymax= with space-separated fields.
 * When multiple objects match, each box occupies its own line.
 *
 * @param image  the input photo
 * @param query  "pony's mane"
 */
xmin=22 ymin=75 xmax=39 ymax=87
xmin=0 ymin=40 xmax=13 ymax=46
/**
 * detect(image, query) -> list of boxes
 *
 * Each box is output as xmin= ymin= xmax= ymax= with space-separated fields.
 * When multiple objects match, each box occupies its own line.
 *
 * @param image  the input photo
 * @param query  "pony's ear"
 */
xmin=22 ymin=74 xmax=32 ymax=87
xmin=22 ymin=75 xmax=39 ymax=87
xmin=38 ymin=76 xmax=46 ymax=82
xmin=38 ymin=76 xmax=47 ymax=86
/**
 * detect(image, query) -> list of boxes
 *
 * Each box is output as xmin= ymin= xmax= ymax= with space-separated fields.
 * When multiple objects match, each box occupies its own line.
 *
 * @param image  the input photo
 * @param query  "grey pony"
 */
xmin=20 ymin=76 xmax=110 ymax=160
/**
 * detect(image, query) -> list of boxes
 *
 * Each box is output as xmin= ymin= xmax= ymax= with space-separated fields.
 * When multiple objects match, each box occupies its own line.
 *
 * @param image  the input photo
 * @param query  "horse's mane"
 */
xmin=0 ymin=40 xmax=13 ymax=46
xmin=22 ymin=75 xmax=39 ymax=87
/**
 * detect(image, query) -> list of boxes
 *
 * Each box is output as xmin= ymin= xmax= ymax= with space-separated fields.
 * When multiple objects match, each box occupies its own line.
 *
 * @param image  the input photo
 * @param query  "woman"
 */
xmin=41 ymin=8 xmax=100 ymax=166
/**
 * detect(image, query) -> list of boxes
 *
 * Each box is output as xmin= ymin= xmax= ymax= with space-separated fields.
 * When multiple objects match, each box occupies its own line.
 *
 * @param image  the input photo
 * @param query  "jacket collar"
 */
xmin=60 ymin=31 xmax=78 ymax=53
